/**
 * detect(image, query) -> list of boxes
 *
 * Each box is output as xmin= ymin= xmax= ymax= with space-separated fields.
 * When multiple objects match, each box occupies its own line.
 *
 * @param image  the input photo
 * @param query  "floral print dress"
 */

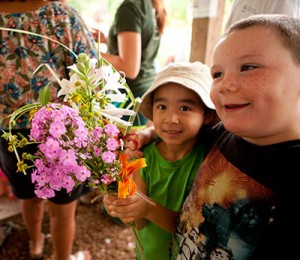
xmin=0 ymin=1 xmax=97 ymax=129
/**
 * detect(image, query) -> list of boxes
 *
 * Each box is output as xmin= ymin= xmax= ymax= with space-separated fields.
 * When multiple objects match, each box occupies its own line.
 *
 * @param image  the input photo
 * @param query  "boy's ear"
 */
xmin=203 ymin=110 xmax=218 ymax=126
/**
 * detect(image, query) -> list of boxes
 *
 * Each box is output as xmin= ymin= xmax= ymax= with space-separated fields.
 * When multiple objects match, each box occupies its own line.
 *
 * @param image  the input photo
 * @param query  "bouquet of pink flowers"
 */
xmin=0 ymin=27 xmax=149 ymax=259
xmin=2 ymin=46 xmax=146 ymax=200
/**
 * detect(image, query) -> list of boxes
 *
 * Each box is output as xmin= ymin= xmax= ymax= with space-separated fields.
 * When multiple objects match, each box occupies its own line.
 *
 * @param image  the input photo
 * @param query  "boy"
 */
xmin=103 ymin=61 xmax=217 ymax=259
xmin=171 ymin=14 xmax=300 ymax=259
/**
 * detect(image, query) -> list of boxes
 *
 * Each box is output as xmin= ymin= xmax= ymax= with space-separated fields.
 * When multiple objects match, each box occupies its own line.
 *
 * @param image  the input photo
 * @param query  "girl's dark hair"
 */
xmin=153 ymin=0 xmax=167 ymax=35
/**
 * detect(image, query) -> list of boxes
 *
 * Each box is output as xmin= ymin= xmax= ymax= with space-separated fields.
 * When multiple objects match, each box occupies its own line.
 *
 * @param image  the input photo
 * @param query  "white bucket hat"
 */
xmin=139 ymin=61 xmax=215 ymax=121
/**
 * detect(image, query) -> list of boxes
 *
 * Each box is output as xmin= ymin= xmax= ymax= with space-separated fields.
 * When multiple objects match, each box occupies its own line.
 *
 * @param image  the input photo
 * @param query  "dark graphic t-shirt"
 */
xmin=171 ymin=124 xmax=300 ymax=260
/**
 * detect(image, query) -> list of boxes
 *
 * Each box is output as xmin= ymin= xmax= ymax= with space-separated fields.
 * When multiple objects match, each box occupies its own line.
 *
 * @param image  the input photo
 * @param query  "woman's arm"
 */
xmin=101 ymin=31 xmax=141 ymax=79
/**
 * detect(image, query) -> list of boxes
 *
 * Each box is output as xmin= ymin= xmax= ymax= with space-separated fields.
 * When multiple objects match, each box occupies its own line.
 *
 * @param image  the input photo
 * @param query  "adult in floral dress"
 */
xmin=0 ymin=1 xmax=97 ymax=259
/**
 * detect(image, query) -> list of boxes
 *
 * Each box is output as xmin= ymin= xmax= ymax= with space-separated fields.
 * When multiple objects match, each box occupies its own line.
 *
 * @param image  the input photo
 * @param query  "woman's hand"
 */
xmin=90 ymin=28 xmax=107 ymax=44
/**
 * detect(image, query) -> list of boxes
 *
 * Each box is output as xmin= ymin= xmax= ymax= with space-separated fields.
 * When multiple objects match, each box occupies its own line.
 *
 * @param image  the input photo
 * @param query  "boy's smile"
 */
xmin=223 ymin=103 xmax=250 ymax=111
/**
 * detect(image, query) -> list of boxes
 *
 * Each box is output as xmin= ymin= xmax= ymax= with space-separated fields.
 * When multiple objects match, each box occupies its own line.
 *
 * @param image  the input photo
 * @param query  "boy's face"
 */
xmin=152 ymin=83 xmax=212 ymax=148
xmin=210 ymin=25 xmax=300 ymax=145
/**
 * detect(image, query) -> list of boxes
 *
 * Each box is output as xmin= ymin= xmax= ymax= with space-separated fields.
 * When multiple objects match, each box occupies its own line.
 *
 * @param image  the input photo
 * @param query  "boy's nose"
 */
xmin=220 ymin=73 xmax=239 ymax=93
xmin=164 ymin=112 xmax=179 ymax=124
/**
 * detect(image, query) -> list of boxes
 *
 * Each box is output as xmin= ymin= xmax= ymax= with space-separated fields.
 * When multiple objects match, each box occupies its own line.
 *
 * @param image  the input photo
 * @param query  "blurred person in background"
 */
xmin=95 ymin=0 xmax=167 ymax=129
xmin=225 ymin=0 xmax=300 ymax=29
xmin=0 ymin=1 xmax=96 ymax=259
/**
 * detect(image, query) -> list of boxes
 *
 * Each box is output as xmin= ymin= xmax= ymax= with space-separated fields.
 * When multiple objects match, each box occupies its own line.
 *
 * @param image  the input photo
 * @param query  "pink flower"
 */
xmin=92 ymin=127 xmax=103 ymax=140
xmin=62 ymin=175 xmax=76 ymax=193
xmin=35 ymin=186 xmax=55 ymax=199
xmin=101 ymin=151 xmax=116 ymax=163
xmin=38 ymin=138 xmax=61 ymax=161
xmin=106 ymin=137 xmax=119 ymax=151
xmin=101 ymin=174 xmax=115 ymax=185
xmin=60 ymin=149 xmax=77 ymax=167
xmin=104 ymin=124 xmax=119 ymax=136
xmin=74 ymin=165 xmax=91 ymax=182
xmin=49 ymin=120 xmax=66 ymax=138
xmin=49 ymin=169 xmax=64 ymax=190
xmin=93 ymin=146 xmax=101 ymax=157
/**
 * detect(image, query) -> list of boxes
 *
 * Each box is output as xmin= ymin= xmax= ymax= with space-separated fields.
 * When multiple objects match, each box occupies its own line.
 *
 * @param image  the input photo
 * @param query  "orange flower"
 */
xmin=118 ymin=153 xmax=147 ymax=198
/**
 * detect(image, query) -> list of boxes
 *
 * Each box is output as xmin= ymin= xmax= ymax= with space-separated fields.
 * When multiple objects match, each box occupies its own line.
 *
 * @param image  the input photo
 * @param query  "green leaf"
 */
xmin=22 ymin=84 xmax=31 ymax=93
xmin=33 ymin=91 xmax=39 ymax=101
xmin=39 ymin=45 xmax=47 ymax=54
xmin=7 ymin=53 xmax=16 ymax=60
xmin=38 ymin=85 xmax=50 ymax=105
xmin=27 ymin=49 xmax=39 ymax=57
xmin=16 ymin=58 xmax=21 ymax=69
xmin=18 ymin=73 xmax=30 ymax=82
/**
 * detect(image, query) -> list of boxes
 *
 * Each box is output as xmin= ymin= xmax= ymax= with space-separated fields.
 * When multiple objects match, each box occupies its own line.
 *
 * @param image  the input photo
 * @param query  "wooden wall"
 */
xmin=189 ymin=0 xmax=225 ymax=66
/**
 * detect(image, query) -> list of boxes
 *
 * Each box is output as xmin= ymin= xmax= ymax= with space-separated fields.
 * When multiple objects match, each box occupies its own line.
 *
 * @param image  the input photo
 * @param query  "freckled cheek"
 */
xmin=210 ymin=88 xmax=218 ymax=106
xmin=254 ymin=76 xmax=265 ymax=87
xmin=248 ymin=71 xmax=269 ymax=90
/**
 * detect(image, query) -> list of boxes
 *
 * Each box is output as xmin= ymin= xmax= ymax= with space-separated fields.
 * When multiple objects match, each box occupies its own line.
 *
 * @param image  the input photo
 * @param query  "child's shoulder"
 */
xmin=196 ymin=123 xmax=226 ymax=152
xmin=142 ymin=139 xmax=160 ymax=153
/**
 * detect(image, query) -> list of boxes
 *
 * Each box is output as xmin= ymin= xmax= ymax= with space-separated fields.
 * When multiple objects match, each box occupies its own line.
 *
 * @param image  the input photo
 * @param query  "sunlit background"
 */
xmin=67 ymin=0 xmax=235 ymax=69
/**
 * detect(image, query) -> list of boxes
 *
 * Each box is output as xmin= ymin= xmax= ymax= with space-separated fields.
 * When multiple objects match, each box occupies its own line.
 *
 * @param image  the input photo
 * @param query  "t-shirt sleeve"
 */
xmin=115 ymin=2 xmax=142 ymax=33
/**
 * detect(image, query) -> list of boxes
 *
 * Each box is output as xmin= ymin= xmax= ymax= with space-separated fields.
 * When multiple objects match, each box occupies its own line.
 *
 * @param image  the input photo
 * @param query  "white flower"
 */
xmin=57 ymin=74 xmax=80 ymax=101
xmin=88 ymin=57 xmax=98 ymax=69
xmin=67 ymin=63 xmax=83 ymax=76
xmin=106 ymin=92 xmax=127 ymax=103
xmin=102 ymin=66 xmax=127 ymax=89
xmin=67 ymin=57 xmax=98 ymax=76
xmin=57 ymin=54 xmax=141 ymax=129
xmin=93 ymin=103 xmax=135 ymax=127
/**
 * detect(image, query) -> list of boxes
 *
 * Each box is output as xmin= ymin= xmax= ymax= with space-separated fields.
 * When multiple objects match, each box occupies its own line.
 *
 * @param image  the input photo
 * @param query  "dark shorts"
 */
xmin=0 ymin=129 xmax=91 ymax=204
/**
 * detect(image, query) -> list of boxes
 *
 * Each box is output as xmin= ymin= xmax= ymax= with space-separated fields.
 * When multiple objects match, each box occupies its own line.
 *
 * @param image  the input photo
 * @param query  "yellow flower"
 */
xmin=71 ymin=93 xmax=81 ymax=103
xmin=17 ymin=161 xmax=28 ymax=172
xmin=29 ymin=108 xmax=38 ymax=121
xmin=118 ymin=153 xmax=147 ymax=198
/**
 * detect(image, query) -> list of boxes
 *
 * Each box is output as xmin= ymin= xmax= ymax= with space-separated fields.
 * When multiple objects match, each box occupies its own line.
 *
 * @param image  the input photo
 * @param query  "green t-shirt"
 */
xmin=107 ymin=0 xmax=160 ymax=96
xmin=136 ymin=139 xmax=206 ymax=259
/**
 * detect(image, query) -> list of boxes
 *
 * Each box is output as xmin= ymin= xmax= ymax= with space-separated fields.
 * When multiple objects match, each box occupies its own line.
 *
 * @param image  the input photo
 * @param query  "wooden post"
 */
xmin=190 ymin=0 xmax=225 ymax=66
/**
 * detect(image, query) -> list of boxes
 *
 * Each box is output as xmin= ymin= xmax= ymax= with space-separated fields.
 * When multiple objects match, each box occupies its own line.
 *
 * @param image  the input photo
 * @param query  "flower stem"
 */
xmin=0 ymin=27 xmax=77 ymax=58
xmin=124 ymin=98 xmax=142 ymax=135
xmin=130 ymin=222 xmax=145 ymax=260
xmin=136 ymin=191 xmax=156 ymax=206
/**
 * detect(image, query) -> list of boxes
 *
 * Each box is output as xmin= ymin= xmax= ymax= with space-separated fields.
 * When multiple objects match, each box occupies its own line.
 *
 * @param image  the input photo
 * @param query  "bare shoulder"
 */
xmin=0 ymin=1 xmax=54 ymax=14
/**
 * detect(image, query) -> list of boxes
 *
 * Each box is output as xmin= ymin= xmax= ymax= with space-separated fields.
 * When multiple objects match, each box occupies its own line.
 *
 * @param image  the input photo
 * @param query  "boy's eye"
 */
xmin=241 ymin=64 xmax=258 ymax=71
xmin=179 ymin=106 xmax=190 ymax=112
xmin=212 ymin=71 xmax=223 ymax=79
xmin=157 ymin=104 xmax=166 ymax=110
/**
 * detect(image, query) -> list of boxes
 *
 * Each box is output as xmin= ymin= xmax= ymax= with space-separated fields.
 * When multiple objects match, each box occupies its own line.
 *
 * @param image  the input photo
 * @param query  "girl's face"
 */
xmin=152 ymin=83 xmax=213 ymax=149
xmin=210 ymin=25 xmax=300 ymax=145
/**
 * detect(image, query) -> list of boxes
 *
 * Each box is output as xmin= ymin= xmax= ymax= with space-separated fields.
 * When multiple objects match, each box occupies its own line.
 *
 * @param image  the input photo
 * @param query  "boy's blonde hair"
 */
xmin=224 ymin=14 xmax=300 ymax=64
